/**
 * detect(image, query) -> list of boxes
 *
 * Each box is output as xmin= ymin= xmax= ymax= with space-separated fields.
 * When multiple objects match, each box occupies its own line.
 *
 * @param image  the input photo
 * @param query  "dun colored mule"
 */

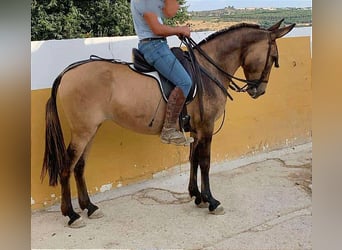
xmin=41 ymin=20 xmax=295 ymax=227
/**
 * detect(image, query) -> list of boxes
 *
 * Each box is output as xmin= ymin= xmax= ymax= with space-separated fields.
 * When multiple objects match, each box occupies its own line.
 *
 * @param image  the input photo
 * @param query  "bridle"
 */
xmin=181 ymin=32 xmax=278 ymax=100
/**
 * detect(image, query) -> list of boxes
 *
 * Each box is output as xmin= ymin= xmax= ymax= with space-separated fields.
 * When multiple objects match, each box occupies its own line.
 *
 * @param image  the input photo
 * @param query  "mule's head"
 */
xmin=242 ymin=20 xmax=295 ymax=99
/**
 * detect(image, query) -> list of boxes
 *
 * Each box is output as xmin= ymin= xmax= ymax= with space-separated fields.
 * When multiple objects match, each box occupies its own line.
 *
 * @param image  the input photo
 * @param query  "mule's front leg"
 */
xmin=198 ymin=136 xmax=225 ymax=214
xmin=188 ymin=139 xmax=202 ymax=206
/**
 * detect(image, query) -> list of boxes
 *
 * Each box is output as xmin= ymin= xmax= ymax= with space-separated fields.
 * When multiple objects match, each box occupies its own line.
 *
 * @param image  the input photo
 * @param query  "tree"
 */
xmin=73 ymin=0 xmax=135 ymax=37
xmin=31 ymin=0 xmax=190 ymax=41
xmin=164 ymin=0 xmax=190 ymax=26
xmin=31 ymin=0 xmax=85 ymax=40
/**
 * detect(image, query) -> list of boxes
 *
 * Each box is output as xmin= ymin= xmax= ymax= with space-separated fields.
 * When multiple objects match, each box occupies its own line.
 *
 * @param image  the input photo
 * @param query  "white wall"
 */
xmin=30 ymin=33 xmax=212 ymax=90
xmin=31 ymin=35 xmax=138 ymax=90
xmin=31 ymin=27 xmax=311 ymax=90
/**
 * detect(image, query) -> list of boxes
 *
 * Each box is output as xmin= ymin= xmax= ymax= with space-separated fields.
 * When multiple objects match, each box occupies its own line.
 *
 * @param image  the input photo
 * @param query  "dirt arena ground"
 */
xmin=32 ymin=143 xmax=312 ymax=249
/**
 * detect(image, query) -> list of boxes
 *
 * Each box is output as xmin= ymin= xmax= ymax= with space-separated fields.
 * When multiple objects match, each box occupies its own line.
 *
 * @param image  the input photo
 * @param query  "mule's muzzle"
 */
xmin=247 ymin=87 xmax=258 ymax=98
xmin=247 ymin=87 xmax=265 ymax=99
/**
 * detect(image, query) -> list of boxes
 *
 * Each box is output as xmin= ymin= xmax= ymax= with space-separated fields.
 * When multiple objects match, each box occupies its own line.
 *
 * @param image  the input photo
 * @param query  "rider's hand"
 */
xmin=177 ymin=25 xmax=191 ymax=38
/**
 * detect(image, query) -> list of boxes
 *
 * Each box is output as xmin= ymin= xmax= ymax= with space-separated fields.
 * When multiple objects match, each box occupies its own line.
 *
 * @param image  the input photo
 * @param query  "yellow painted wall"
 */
xmin=31 ymin=37 xmax=311 ymax=210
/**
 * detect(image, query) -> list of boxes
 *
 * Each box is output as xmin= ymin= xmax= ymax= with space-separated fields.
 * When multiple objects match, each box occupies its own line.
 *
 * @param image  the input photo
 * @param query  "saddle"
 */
xmin=130 ymin=47 xmax=197 ymax=104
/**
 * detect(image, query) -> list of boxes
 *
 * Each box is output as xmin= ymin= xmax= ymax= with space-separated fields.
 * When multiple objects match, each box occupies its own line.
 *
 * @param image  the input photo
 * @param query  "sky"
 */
xmin=186 ymin=0 xmax=312 ymax=11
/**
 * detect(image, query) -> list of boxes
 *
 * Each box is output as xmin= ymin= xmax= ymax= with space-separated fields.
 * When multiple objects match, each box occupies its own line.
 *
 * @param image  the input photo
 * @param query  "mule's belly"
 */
xmin=103 ymin=64 xmax=167 ymax=135
xmin=108 ymin=86 xmax=166 ymax=135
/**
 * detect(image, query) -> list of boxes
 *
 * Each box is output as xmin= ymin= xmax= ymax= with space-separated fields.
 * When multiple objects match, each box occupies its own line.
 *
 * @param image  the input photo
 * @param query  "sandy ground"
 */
xmin=31 ymin=142 xmax=312 ymax=249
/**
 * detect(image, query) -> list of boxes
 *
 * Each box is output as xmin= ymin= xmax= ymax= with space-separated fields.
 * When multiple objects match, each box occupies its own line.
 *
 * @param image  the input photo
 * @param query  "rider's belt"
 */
xmin=139 ymin=37 xmax=166 ymax=43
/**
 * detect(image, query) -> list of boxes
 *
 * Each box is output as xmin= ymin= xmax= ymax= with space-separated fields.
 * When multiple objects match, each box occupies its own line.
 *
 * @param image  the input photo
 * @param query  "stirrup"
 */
xmin=160 ymin=128 xmax=194 ymax=146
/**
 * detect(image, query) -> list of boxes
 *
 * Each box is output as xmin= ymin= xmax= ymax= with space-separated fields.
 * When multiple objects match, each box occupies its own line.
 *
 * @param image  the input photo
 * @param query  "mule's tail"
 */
xmin=41 ymin=73 xmax=70 ymax=186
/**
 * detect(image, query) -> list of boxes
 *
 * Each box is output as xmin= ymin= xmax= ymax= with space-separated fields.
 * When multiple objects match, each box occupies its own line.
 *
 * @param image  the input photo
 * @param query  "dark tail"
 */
xmin=41 ymin=73 xmax=70 ymax=186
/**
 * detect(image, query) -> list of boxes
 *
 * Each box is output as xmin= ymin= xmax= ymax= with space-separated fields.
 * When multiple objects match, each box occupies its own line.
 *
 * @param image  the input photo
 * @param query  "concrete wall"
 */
xmin=31 ymin=33 xmax=312 ymax=210
xmin=31 ymin=27 xmax=311 ymax=90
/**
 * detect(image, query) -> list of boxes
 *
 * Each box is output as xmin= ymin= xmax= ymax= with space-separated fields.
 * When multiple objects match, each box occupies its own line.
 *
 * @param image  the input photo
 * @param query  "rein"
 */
xmin=181 ymin=33 xmax=274 ymax=98
xmin=179 ymin=32 xmax=273 ymax=135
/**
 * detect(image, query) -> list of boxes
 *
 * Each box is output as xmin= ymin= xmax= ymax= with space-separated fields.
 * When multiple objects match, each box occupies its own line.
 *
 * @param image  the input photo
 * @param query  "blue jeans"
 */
xmin=138 ymin=39 xmax=192 ymax=97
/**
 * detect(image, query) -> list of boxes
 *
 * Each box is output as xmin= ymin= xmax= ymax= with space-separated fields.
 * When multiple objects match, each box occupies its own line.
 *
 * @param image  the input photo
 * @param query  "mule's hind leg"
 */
xmin=73 ymin=140 xmax=104 ymax=219
xmin=61 ymin=130 xmax=97 ymax=227
xmin=60 ymin=152 xmax=83 ymax=227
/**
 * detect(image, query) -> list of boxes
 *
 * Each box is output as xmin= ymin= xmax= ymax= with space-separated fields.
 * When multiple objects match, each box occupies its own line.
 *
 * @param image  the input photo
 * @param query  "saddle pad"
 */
xmin=128 ymin=64 xmax=196 ymax=104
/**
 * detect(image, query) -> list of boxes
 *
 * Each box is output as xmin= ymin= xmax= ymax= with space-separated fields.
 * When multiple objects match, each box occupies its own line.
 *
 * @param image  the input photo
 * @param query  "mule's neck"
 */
xmin=196 ymin=27 xmax=268 ymax=88
xmin=197 ymin=38 xmax=240 ymax=76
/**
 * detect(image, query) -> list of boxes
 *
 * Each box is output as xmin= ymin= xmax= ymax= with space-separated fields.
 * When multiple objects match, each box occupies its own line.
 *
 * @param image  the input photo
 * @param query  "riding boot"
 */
xmin=161 ymin=87 xmax=194 ymax=146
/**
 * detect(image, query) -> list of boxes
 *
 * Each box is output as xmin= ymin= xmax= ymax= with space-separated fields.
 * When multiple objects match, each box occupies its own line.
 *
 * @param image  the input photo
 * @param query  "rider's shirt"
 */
xmin=131 ymin=0 xmax=165 ymax=40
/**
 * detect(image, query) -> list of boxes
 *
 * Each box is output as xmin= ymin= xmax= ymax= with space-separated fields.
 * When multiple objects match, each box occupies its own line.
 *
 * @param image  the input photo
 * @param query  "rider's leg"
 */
xmin=160 ymin=86 xmax=194 ymax=145
xmin=138 ymin=40 xmax=193 ymax=145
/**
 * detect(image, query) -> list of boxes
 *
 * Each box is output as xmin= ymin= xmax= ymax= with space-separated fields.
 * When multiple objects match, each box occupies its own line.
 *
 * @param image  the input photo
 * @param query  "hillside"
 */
xmin=188 ymin=7 xmax=312 ymax=31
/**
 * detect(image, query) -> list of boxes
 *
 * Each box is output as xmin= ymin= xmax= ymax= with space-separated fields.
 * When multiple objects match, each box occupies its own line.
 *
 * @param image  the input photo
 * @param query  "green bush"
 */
xmin=31 ymin=0 xmax=190 ymax=41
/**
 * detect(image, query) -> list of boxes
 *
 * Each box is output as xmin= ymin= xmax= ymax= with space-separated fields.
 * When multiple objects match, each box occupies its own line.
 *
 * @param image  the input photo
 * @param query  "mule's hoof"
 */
xmin=193 ymin=196 xmax=202 ymax=206
xmin=197 ymin=202 xmax=209 ymax=208
xmin=209 ymin=205 xmax=225 ymax=215
xmin=88 ymin=208 xmax=104 ymax=219
xmin=69 ymin=217 xmax=86 ymax=228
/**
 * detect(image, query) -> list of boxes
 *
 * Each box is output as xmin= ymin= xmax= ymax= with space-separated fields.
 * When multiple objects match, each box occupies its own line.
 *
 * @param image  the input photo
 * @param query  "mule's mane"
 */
xmin=198 ymin=23 xmax=261 ymax=46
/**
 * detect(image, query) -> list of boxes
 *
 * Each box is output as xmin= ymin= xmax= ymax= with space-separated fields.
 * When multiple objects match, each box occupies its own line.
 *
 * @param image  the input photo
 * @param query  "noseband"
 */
xmin=181 ymin=33 xmax=276 ymax=99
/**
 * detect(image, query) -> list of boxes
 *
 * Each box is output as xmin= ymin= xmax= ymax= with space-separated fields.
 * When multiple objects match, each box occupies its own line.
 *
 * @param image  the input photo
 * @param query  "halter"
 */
xmin=181 ymin=32 xmax=276 ymax=99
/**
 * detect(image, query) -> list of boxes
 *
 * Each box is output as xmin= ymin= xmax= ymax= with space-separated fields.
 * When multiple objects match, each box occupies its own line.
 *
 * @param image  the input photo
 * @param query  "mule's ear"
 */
xmin=271 ymin=23 xmax=296 ymax=39
xmin=267 ymin=18 xmax=284 ymax=31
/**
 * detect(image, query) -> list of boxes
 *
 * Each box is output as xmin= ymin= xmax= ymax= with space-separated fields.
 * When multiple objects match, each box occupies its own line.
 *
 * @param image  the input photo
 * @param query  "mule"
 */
xmin=41 ymin=20 xmax=295 ymax=227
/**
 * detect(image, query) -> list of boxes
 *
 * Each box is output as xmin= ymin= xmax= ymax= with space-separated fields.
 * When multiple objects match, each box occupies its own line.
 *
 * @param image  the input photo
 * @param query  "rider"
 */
xmin=130 ymin=0 xmax=194 ymax=146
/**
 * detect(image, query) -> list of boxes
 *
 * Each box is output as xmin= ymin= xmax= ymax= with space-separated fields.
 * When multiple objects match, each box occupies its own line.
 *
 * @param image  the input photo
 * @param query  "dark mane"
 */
xmin=198 ymin=23 xmax=261 ymax=46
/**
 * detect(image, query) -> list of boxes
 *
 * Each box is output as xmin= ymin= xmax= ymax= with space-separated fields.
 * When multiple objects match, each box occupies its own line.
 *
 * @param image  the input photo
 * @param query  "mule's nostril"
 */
xmin=250 ymin=90 xmax=265 ymax=99
xmin=252 ymin=88 xmax=257 ymax=98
